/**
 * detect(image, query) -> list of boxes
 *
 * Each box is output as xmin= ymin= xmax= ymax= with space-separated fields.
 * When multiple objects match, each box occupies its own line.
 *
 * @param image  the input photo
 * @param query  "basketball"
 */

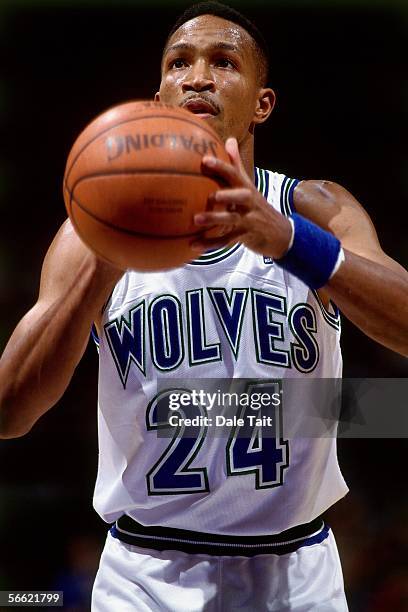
xmin=63 ymin=100 xmax=230 ymax=271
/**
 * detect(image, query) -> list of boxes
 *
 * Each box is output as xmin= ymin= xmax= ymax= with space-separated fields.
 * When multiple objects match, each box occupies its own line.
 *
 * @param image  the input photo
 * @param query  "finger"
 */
xmin=195 ymin=211 xmax=242 ymax=226
xmin=209 ymin=188 xmax=253 ymax=211
xmin=203 ymin=223 xmax=235 ymax=239
xmin=201 ymin=156 xmax=250 ymax=188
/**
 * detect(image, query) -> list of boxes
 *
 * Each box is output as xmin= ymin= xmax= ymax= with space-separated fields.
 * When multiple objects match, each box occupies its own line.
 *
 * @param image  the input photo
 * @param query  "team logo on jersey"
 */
xmin=104 ymin=287 xmax=320 ymax=388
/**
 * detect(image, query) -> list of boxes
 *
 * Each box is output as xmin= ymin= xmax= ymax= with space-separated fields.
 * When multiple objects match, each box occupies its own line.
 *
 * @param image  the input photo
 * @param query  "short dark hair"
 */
xmin=164 ymin=1 xmax=269 ymax=86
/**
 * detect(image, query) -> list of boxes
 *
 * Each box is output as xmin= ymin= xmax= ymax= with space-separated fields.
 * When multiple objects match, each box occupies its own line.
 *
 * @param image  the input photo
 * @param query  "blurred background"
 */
xmin=0 ymin=0 xmax=407 ymax=610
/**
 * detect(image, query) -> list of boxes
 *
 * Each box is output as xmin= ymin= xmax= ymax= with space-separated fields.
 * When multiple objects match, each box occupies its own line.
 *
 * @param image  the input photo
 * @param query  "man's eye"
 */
xmin=215 ymin=58 xmax=235 ymax=69
xmin=170 ymin=59 xmax=187 ymax=69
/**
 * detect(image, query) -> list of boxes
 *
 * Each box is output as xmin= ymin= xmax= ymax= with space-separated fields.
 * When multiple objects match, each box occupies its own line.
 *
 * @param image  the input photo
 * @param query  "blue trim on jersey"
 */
xmin=288 ymin=178 xmax=299 ymax=213
xmin=280 ymin=176 xmax=299 ymax=217
xmin=280 ymin=177 xmax=285 ymax=216
xmin=91 ymin=324 xmax=100 ymax=347
xmin=254 ymin=167 xmax=259 ymax=189
xmin=311 ymin=290 xmax=341 ymax=331
xmin=264 ymin=168 xmax=270 ymax=201
xmin=188 ymin=243 xmax=242 ymax=266
xmin=280 ymin=177 xmax=289 ymax=216
xmin=298 ymin=523 xmax=330 ymax=549
xmin=331 ymin=303 xmax=340 ymax=317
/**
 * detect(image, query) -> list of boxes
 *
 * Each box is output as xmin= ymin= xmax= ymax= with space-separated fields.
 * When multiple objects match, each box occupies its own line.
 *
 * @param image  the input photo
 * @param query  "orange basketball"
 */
xmin=63 ymin=100 xmax=230 ymax=270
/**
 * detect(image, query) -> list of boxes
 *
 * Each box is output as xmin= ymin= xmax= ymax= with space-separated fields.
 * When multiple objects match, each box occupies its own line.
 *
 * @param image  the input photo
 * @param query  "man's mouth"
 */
xmin=182 ymin=98 xmax=219 ymax=118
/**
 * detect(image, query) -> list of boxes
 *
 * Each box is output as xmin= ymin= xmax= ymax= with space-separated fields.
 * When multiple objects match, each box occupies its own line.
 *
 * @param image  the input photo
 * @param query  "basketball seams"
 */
xmin=71 ymin=169 xmax=218 ymax=185
xmin=64 ymin=112 xmax=224 ymax=190
xmin=69 ymin=171 xmax=219 ymax=240
xmin=70 ymin=195 xmax=205 ymax=240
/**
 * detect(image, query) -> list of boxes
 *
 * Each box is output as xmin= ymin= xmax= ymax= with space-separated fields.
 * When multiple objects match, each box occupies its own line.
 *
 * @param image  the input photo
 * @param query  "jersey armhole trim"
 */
xmin=311 ymin=290 xmax=341 ymax=331
xmin=102 ymin=290 xmax=114 ymax=315
xmin=280 ymin=177 xmax=299 ymax=217
xmin=91 ymin=324 xmax=100 ymax=350
xmin=255 ymin=167 xmax=270 ymax=200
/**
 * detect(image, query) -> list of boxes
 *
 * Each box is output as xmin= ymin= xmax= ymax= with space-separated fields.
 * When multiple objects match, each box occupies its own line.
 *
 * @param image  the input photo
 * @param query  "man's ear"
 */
xmin=253 ymin=88 xmax=276 ymax=125
xmin=154 ymin=92 xmax=160 ymax=102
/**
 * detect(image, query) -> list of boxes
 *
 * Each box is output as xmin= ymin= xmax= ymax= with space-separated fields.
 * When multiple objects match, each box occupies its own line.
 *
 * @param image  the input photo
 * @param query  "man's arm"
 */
xmin=193 ymin=138 xmax=408 ymax=356
xmin=0 ymin=220 xmax=122 ymax=438
xmin=294 ymin=180 xmax=408 ymax=354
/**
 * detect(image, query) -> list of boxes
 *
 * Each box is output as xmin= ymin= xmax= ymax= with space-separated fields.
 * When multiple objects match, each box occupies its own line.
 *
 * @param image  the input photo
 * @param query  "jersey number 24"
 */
xmin=145 ymin=381 xmax=289 ymax=494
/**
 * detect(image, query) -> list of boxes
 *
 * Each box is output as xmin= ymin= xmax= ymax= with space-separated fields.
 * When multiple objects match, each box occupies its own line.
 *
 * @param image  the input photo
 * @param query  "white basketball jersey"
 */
xmin=93 ymin=168 xmax=348 ymax=535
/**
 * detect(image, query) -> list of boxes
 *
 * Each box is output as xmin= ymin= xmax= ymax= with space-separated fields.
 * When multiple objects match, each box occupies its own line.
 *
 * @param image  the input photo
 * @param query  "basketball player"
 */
xmin=1 ymin=2 xmax=407 ymax=610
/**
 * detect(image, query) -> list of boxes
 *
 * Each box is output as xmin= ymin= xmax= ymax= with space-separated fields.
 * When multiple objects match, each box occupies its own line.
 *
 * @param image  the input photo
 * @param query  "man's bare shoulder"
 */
xmin=294 ymin=178 xmax=380 ymax=240
xmin=294 ymin=179 xmax=366 ymax=217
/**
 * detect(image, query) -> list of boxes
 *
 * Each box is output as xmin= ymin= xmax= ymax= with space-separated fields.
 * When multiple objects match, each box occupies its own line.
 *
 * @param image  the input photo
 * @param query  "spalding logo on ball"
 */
xmin=63 ymin=100 xmax=230 ymax=271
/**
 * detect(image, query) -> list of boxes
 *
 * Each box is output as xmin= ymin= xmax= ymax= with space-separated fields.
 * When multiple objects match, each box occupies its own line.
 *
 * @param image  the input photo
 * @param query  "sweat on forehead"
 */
xmin=165 ymin=15 xmax=250 ymax=53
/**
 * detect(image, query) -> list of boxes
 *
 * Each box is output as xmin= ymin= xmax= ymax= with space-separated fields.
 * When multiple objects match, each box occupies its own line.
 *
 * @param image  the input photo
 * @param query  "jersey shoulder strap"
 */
xmin=255 ymin=167 xmax=299 ymax=217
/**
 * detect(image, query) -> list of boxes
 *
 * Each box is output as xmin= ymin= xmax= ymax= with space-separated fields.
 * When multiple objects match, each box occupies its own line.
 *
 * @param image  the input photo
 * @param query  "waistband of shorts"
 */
xmin=110 ymin=515 xmax=330 ymax=557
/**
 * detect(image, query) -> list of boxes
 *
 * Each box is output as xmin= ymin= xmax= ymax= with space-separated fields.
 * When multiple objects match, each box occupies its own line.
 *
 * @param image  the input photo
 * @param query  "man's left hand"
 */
xmin=193 ymin=137 xmax=292 ymax=259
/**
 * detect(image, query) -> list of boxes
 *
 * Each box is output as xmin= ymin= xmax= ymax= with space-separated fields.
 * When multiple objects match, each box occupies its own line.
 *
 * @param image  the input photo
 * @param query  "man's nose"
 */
xmin=182 ymin=61 xmax=215 ymax=93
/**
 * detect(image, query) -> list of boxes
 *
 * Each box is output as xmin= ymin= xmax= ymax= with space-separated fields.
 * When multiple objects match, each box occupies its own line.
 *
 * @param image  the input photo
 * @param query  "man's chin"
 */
xmin=187 ymin=113 xmax=226 ymax=142
xmin=199 ymin=115 xmax=225 ymax=140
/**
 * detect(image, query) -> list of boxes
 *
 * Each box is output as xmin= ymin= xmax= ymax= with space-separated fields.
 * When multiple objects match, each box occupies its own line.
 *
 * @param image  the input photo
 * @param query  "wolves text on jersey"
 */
xmin=104 ymin=287 xmax=320 ymax=387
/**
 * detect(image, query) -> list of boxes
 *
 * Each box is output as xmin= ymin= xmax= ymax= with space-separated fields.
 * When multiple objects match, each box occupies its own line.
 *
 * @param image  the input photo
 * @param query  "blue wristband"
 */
xmin=276 ymin=213 xmax=342 ymax=290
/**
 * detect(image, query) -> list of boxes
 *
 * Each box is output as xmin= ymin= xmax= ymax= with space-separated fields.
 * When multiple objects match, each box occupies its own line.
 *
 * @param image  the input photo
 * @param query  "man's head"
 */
xmin=165 ymin=1 xmax=270 ymax=87
xmin=155 ymin=2 xmax=275 ymax=148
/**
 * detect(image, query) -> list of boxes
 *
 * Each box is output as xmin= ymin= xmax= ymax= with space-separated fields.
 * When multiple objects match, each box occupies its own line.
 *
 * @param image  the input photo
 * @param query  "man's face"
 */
xmin=157 ymin=15 xmax=262 ymax=143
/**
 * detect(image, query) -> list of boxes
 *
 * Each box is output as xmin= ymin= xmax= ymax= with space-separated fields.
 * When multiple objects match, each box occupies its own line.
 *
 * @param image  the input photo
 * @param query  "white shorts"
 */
xmin=91 ymin=529 xmax=348 ymax=611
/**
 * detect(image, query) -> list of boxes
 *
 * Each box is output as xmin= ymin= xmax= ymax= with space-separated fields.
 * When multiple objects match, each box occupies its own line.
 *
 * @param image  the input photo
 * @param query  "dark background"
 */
xmin=0 ymin=1 xmax=407 ymax=610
